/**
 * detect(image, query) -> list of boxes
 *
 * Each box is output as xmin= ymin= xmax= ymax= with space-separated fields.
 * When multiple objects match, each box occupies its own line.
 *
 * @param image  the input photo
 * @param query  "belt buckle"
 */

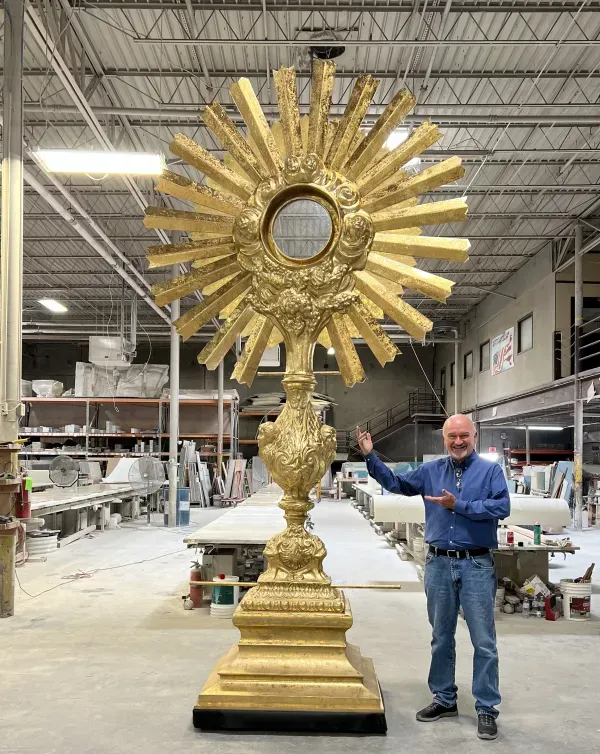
xmin=446 ymin=549 xmax=458 ymax=558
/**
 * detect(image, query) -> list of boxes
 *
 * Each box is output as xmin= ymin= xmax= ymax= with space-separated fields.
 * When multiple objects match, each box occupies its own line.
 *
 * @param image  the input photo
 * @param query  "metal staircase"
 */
xmin=336 ymin=388 xmax=446 ymax=456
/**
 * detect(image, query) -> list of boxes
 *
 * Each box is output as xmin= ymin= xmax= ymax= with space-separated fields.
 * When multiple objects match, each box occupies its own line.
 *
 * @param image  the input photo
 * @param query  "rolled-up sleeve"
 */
xmin=453 ymin=465 xmax=511 ymax=521
xmin=365 ymin=452 xmax=424 ymax=496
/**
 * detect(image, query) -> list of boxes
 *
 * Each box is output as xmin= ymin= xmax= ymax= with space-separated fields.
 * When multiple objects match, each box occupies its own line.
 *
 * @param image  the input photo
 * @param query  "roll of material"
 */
xmin=373 ymin=492 xmax=571 ymax=528
xmin=26 ymin=532 xmax=59 ymax=557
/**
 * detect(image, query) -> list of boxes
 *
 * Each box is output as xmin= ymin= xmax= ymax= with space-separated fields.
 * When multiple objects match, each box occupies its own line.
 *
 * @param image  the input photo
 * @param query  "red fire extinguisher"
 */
xmin=16 ymin=477 xmax=32 ymax=519
xmin=189 ymin=561 xmax=205 ymax=608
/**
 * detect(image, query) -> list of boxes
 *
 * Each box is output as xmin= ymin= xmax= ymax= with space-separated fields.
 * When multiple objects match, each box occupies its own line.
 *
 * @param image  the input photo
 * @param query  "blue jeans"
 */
xmin=424 ymin=550 xmax=501 ymax=718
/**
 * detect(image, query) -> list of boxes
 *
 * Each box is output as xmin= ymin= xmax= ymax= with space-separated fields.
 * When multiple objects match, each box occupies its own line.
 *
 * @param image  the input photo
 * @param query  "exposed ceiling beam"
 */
xmin=52 ymin=0 xmax=600 ymax=11
xmin=11 ymin=67 xmax=600 ymax=81
xmin=135 ymin=37 xmax=600 ymax=49
xmin=21 ymin=103 xmax=600 ymax=127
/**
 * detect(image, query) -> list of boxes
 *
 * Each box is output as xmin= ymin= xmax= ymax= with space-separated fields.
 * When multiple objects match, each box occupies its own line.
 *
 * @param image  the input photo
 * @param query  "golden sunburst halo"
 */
xmin=144 ymin=62 xmax=470 ymax=387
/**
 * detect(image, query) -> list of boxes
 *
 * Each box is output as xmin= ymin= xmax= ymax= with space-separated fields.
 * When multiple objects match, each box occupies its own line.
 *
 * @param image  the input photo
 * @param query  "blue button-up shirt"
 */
xmin=365 ymin=451 xmax=510 ymax=549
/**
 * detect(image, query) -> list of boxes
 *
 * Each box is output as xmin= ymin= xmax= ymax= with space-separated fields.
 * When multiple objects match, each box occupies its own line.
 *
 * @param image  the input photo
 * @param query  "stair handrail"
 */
xmin=337 ymin=387 xmax=444 ymax=452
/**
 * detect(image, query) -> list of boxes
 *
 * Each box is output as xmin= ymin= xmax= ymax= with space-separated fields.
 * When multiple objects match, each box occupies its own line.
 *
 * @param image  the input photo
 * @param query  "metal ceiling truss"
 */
xmin=4 ymin=0 xmax=600 ymax=333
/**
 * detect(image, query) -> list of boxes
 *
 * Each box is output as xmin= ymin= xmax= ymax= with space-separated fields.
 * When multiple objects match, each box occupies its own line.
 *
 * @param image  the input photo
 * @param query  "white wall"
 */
xmin=435 ymin=249 xmax=556 ymax=412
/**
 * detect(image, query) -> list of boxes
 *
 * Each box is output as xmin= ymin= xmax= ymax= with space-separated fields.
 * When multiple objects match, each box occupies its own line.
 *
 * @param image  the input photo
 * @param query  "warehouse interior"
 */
xmin=1 ymin=1 xmax=600 ymax=752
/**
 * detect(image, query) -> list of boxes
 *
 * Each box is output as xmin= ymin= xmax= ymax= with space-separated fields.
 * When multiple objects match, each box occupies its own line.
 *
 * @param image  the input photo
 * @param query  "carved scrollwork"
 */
xmin=233 ymin=207 xmax=262 ymax=257
xmin=337 ymin=210 xmax=374 ymax=265
xmin=336 ymin=182 xmax=361 ymax=211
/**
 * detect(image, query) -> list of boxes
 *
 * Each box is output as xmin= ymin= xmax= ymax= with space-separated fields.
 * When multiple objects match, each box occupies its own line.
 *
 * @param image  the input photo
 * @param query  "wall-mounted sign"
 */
xmin=491 ymin=327 xmax=514 ymax=375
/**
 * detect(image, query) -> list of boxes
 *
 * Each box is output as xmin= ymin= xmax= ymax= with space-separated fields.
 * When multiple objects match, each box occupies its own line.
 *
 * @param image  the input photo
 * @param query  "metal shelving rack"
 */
xmin=19 ymin=396 xmax=238 ymax=461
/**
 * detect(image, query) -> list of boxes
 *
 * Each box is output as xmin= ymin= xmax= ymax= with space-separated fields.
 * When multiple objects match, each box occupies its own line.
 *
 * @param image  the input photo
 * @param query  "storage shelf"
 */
xmin=20 ymin=395 xmax=240 ymax=458
xmin=508 ymin=449 xmax=573 ymax=455
xmin=19 ymin=450 xmax=88 ymax=456
xmin=22 ymin=396 xmax=233 ymax=406
xmin=240 ymin=411 xmax=282 ymax=417
xmin=86 ymin=453 xmax=166 ymax=458
xmin=89 ymin=433 xmax=160 ymax=438
xmin=177 ymin=433 xmax=231 ymax=439
xmin=19 ymin=432 xmax=87 ymax=437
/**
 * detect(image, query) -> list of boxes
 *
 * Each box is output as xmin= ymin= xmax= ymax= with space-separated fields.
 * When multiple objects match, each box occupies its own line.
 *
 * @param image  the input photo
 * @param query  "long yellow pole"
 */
xmin=190 ymin=580 xmax=402 ymax=589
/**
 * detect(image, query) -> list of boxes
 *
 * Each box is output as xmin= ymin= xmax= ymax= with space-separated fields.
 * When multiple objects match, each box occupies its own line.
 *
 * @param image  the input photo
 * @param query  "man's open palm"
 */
xmin=356 ymin=426 xmax=373 ymax=455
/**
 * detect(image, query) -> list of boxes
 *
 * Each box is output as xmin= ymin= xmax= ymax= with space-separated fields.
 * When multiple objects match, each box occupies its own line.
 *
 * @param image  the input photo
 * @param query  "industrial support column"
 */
xmin=0 ymin=0 xmax=24 ymax=619
xmin=525 ymin=426 xmax=531 ymax=466
xmin=453 ymin=330 xmax=461 ymax=415
xmin=414 ymin=419 xmax=419 ymax=466
xmin=217 ymin=359 xmax=225 ymax=479
xmin=0 ymin=0 xmax=24 ymax=444
xmin=573 ymin=224 xmax=584 ymax=530
xmin=167 ymin=262 xmax=180 ymax=528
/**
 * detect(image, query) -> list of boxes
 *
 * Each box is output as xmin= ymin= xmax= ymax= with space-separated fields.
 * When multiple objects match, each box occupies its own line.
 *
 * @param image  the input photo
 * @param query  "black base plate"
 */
xmin=193 ymin=693 xmax=387 ymax=735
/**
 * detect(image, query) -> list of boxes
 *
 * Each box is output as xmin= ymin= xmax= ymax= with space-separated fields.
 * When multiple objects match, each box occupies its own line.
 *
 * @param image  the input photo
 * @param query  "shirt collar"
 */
xmin=446 ymin=450 xmax=478 ymax=471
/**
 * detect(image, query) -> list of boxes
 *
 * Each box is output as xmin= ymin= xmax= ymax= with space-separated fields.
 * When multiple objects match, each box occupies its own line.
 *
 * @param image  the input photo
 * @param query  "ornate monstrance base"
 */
xmin=193 ymin=599 xmax=386 ymax=733
xmin=193 ymin=373 xmax=386 ymax=734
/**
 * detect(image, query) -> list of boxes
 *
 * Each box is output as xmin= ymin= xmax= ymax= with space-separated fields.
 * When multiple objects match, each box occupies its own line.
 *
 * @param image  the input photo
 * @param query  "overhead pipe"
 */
xmin=182 ymin=0 xmax=213 ymax=91
xmin=21 ymin=169 xmax=170 ymax=325
xmin=419 ymin=0 xmax=453 ymax=94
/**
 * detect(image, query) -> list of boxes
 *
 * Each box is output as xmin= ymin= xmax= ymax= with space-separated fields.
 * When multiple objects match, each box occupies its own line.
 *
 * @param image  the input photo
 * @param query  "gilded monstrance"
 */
xmin=144 ymin=62 xmax=469 ymax=733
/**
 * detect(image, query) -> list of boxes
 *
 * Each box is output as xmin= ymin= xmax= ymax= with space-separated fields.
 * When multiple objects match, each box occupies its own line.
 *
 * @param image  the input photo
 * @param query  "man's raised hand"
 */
xmin=356 ymin=426 xmax=373 ymax=455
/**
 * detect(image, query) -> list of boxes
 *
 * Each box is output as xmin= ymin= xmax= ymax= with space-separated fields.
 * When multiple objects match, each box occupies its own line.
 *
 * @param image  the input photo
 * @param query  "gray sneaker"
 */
xmin=477 ymin=713 xmax=498 ymax=740
xmin=416 ymin=701 xmax=458 ymax=722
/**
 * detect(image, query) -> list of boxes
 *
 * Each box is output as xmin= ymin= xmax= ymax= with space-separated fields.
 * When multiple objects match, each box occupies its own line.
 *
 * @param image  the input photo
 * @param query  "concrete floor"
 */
xmin=2 ymin=501 xmax=599 ymax=754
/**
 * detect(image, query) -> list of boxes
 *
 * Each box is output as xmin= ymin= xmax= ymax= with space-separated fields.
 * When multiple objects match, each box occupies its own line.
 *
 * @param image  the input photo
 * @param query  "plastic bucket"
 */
xmin=495 ymin=586 xmax=506 ymax=612
xmin=560 ymin=580 xmax=592 ymax=621
xmin=163 ymin=487 xmax=191 ymax=526
xmin=210 ymin=575 xmax=239 ymax=617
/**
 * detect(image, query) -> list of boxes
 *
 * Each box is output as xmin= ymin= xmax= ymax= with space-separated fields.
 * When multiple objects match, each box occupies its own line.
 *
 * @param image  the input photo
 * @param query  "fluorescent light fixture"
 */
xmin=384 ymin=129 xmax=420 ymax=168
xmin=498 ymin=425 xmax=564 ymax=431
xmin=327 ymin=347 xmax=335 ymax=355
xmin=385 ymin=129 xmax=409 ymax=150
xmin=34 ymin=149 xmax=165 ymax=175
xmin=479 ymin=452 xmax=499 ymax=462
xmin=39 ymin=298 xmax=68 ymax=313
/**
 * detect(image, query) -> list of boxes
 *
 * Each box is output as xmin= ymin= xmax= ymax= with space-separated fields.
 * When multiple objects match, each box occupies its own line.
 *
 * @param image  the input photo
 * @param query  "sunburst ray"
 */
xmin=154 ymin=170 xmax=245 ymax=216
xmin=232 ymin=315 xmax=274 ymax=386
xmin=198 ymin=304 xmax=255 ymax=370
xmin=327 ymin=313 xmax=366 ymax=387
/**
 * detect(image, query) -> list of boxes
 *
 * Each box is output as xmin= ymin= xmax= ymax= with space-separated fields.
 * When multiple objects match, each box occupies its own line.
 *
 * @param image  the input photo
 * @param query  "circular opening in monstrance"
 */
xmin=271 ymin=198 xmax=333 ymax=261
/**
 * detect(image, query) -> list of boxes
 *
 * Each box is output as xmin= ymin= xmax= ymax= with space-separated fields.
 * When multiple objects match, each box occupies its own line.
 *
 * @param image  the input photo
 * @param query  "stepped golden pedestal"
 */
xmin=144 ymin=62 xmax=469 ymax=733
xmin=194 ymin=602 xmax=385 ymax=732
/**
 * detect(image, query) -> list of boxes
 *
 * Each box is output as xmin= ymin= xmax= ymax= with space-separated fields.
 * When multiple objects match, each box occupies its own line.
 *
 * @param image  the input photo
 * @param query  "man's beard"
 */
xmin=451 ymin=446 xmax=469 ymax=459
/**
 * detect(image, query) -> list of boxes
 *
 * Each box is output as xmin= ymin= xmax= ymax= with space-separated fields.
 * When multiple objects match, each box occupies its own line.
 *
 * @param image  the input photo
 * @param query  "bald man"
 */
xmin=356 ymin=415 xmax=510 ymax=741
